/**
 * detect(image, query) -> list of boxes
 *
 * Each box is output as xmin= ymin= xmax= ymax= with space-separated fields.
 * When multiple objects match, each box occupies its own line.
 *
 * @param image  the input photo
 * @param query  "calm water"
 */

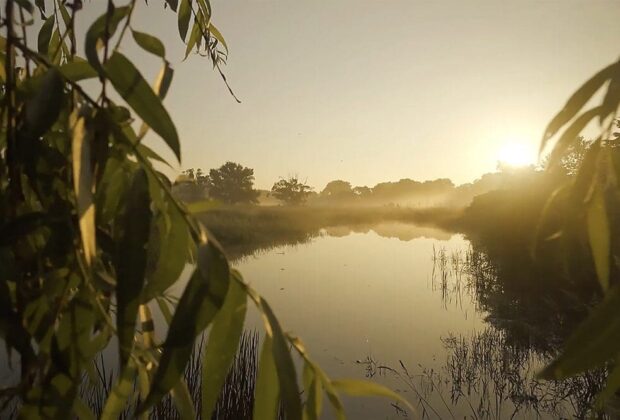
xmin=237 ymin=224 xmax=483 ymax=418
xmin=233 ymin=223 xmax=601 ymax=419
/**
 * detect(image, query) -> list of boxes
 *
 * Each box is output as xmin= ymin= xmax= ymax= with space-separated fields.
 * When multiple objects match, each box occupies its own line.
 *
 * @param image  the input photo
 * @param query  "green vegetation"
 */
xmin=0 ymin=1 xmax=408 ymax=419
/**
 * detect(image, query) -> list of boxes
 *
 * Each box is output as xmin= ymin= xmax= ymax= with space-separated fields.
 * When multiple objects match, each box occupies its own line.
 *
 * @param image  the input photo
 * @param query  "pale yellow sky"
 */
xmin=79 ymin=1 xmax=620 ymax=189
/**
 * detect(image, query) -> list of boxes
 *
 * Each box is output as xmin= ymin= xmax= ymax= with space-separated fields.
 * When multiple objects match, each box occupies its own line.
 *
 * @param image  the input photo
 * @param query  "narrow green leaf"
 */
xmin=261 ymin=300 xmax=302 ymax=420
xmin=303 ymin=363 xmax=322 ymax=420
xmin=207 ymin=22 xmax=228 ymax=52
xmin=59 ymin=60 xmax=98 ymax=82
xmin=178 ymin=0 xmax=192 ymax=41
xmin=315 ymin=368 xmax=345 ymax=420
xmin=105 ymin=52 xmax=180 ymax=161
xmin=116 ymin=169 xmax=152 ymax=367
xmin=184 ymin=21 xmax=201 ymax=59
xmin=171 ymin=379 xmax=196 ymax=420
xmin=72 ymin=115 xmax=96 ymax=266
xmin=101 ymin=360 xmax=137 ymax=420
xmin=141 ymin=210 xmax=189 ymax=302
xmin=253 ymin=336 xmax=280 ymax=420
xmin=38 ymin=14 xmax=54 ymax=55
xmin=138 ymin=62 xmax=175 ymax=140
xmin=201 ymin=272 xmax=247 ymax=419
xmin=84 ymin=6 xmax=130 ymax=73
xmin=539 ymin=285 xmax=620 ymax=379
xmin=138 ymin=241 xmax=230 ymax=414
xmin=331 ymin=379 xmax=414 ymax=413
xmin=587 ymin=186 xmax=610 ymax=290
xmin=132 ymin=29 xmax=166 ymax=58
xmin=541 ymin=61 xmax=619 ymax=152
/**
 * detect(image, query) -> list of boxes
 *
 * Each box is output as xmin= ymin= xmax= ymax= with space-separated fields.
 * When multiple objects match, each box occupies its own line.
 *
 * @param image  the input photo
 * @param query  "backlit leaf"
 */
xmin=132 ymin=30 xmax=166 ymax=58
xmin=261 ymin=300 xmax=302 ymax=420
xmin=541 ymin=61 xmax=618 ymax=152
xmin=539 ymin=285 xmax=620 ymax=379
xmin=105 ymin=52 xmax=180 ymax=161
xmin=201 ymin=271 xmax=247 ymax=419
xmin=587 ymin=186 xmax=610 ymax=290
xmin=331 ymin=379 xmax=414 ymax=413
xmin=184 ymin=21 xmax=201 ymax=59
xmin=138 ymin=241 xmax=230 ymax=414
xmin=101 ymin=360 xmax=137 ymax=420
xmin=548 ymin=106 xmax=603 ymax=168
xmin=59 ymin=59 xmax=98 ymax=82
xmin=171 ymin=379 xmax=196 ymax=420
xmin=253 ymin=336 xmax=280 ymax=420
xmin=207 ymin=22 xmax=228 ymax=52
xmin=72 ymin=115 xmax=96 ymax=266
xmin=38 ymin=14 xmax=54 ymax=55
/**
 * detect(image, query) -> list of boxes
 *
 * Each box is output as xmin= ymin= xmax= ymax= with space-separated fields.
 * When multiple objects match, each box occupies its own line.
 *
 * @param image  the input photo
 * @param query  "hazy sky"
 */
xmin=89 ymin=1 xmax=620 ymax=189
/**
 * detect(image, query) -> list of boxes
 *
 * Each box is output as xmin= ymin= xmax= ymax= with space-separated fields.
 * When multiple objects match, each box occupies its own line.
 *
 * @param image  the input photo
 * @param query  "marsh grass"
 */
xmin=75 ymin=330 xmax=282 ymax=419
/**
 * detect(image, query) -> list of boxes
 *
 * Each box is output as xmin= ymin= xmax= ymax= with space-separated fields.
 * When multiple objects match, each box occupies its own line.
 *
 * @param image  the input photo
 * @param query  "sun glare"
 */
xmin=497 ymin=141 xmax=534 ymax=168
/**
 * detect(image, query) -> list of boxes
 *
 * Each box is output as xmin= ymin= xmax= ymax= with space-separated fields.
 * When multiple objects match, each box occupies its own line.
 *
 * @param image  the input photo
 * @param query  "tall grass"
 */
xmin=75 ymin=330 xmax=282 ymax=419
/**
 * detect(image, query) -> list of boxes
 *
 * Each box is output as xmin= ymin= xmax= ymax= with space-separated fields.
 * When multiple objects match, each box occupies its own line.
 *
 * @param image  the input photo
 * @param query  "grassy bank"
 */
xmin=195 ymin=204 xmax=462 ymax=259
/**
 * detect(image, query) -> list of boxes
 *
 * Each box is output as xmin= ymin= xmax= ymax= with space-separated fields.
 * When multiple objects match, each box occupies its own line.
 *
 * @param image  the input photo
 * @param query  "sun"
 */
xmin=497 ymin=141 xmax=535 ymax=168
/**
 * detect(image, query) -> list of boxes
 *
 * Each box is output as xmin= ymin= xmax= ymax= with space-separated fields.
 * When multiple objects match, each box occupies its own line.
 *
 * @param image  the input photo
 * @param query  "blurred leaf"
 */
xmin=0 ymin=212 xmax=46 ymax=247
xmin=35 ymin=0 xmax=45 ymax=13
xmin=166 ymin=0 xmax=179 ymax=11
xmin=201 ymin=272 xmax=247 ymax=419
xmin=178 ymin=0 xmax=192 ymax=41
xmin=303 ymin=363 xmax=322 ymax=420
xmin=596 ymin=358 xmax=620 ymax=409
xmin=72 ymin=397 xmax=96 ymax=420
xmin=72 ymin=115 xmax=96 ymax=266
xmin=116 ymin=168 xmax=152 ymax=366
xmin=132 ymin=30 xmax=166 ymax=58
xmin=15 ymin=0 xmax=34 ymax=14
xmin=261 ymin=300 xmax=302 ymax=420
xmin=105 ymin=52 xmax=180 ymax=161
xmin=315 ymin=368 xmax=345 ymax=420
xmin=587 ymin=186 xmax=610 ymax=290
xmin=539 ymin=285 xmax=620 ymax=379
xmin=253 ymin=335 xmax=280 ymax=420
xmin=171 ymin=379 xmax=196 ymax=420
xmin=101 ymin=360 xmax=137 ymax=420
xmin=332 ymin=379 xmax=413 ymax=413
xmin=138 ymin=241 xmax=230 ymax=414
xmin=38 ymin=14 xmax=54 ymax=55
xmin=84 ymin=6 xmax=130 ymax=73
xmin=548 ymin=106 xmax=603 ymax=167
xmin=25 ymin=68 xmax=64 ymax=139
xmin=59 ymin=59 xmax=98 ymax=82
xmin=156 ymin=296 xmax=174 ymax=325
xmin=541 ymin=61 xmax=618 ymax=152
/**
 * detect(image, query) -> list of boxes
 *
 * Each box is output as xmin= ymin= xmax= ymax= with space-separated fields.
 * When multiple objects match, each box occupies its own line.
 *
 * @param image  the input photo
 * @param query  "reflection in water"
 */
xmin=237 ymin=226 xmax=610 ymax=418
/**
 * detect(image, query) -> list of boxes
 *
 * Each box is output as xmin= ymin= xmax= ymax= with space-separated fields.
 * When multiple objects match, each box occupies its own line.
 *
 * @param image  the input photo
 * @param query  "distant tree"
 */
xmin=321 ymin=180 xmax=355 ymax=201
xmin=271 ymin=176 xmax=313 ymax=205
xmin=353 ymin=186 xmax=372 ymax=199
xmin=208 ymin=162 xmax=260 ymax=204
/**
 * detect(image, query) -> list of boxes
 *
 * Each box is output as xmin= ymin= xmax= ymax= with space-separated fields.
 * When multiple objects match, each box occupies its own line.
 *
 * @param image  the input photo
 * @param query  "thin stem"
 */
xmin=113 ymin=0 xmax=137 ymax=52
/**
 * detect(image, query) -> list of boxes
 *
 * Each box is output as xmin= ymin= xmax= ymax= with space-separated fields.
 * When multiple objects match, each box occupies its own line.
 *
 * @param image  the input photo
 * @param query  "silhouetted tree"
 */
xmin=271 ymin=177 xmax=313 ymax=205
xmin=321 ymin=180 xmax=355 ymax=201
xmin=208 ymin=162 xmax=260 ymax=204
